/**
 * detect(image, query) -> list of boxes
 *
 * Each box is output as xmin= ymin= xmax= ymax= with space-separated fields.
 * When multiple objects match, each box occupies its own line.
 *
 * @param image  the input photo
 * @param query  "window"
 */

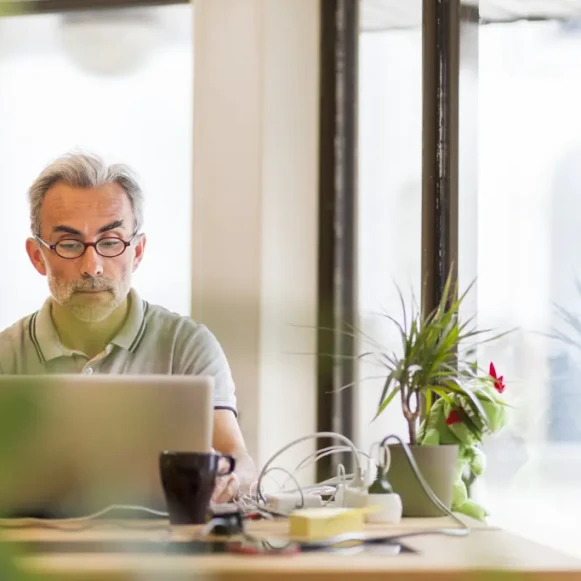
xmin=0 ymin=4 xmax=193 ymax=331
xmin=357 ymin=7 xmax=579 ymax=557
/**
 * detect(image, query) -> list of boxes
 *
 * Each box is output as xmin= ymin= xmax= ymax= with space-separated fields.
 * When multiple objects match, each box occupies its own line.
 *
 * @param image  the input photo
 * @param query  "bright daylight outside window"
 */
xmin=478 ymin=17 xmax=581 ymax=557
xmin=0 ymin=4 xmax=193 ymax=331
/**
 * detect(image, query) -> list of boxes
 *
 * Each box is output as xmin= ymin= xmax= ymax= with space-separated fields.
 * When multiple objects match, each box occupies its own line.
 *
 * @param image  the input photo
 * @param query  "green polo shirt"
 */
xmin=0 ymin=288 xmax=237 ymax=415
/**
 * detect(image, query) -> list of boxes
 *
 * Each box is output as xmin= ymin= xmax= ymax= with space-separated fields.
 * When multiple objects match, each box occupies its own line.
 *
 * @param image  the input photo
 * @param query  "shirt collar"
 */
xmin=33 ymin=298 xmax=67 ymax=363
xmin=33 ymin=288 xmax=147 ymax=362
xmin=110 ymin=289 xmax=148 ymax=352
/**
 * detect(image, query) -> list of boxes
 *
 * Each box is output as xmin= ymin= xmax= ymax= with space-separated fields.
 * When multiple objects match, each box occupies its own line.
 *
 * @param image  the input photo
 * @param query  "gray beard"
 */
xmin=48 ymin=277 xmax=128 ymax=323
xmin=64 ymin=298 xmax=121 ymax=323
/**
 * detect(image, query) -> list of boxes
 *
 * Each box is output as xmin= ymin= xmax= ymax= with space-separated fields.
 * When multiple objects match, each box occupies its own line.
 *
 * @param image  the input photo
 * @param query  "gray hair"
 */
xmin=28 ymin=152 xmax=144 ymax=235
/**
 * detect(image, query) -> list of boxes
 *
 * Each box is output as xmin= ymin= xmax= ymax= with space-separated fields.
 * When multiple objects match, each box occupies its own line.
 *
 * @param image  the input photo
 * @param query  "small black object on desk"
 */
xmin=205 ymin=504 xmax=244 ymax=536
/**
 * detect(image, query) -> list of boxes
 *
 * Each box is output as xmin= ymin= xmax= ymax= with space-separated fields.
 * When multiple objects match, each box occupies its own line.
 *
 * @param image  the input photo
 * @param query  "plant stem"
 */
xmin=400 ymin=382 xmax=414 ymax=444
xmin=408 ymin=417 xmax=417 ymax=446
xmin=404 ymin=389 xmax=419 ymax=446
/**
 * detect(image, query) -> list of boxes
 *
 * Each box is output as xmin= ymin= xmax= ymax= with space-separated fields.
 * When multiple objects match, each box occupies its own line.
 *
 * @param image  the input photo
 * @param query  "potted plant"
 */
xmin=362 ymin=273 xmax=509 ymax=518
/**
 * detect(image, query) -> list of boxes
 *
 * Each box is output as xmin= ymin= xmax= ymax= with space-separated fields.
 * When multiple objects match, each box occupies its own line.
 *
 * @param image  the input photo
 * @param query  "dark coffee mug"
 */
xmin=159 ymin=451 xmax=236 ymax=525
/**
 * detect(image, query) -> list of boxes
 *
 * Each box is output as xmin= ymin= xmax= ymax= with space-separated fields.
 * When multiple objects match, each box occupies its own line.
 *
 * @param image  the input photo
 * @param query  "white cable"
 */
xmin=256 ymin=432 xmax=363 ymax=504
xmin=286 ymin=473 xmax=355 ymax=494
xmin=293 ymin=446 xmax=371 ymax=475
xmin=259 ymin=466 xmax=305 ymax=508
xmin=324 ymin=463 xmax=346 ymax=506
xmin=272 ymin=445 xmax=367 ymax=494
xmin=289 ymin=446 xmax=348 ymax=480
xmin=338 ymin=464 xmax=346 ymax=485
xmin=233 ymin=492 xmax=259 ymax=513
xmin=291 ymin=447 xmax=370 ymax=480
xmin=293 ymin=445 xmax=341 ymax=469
xmin=0 ymin=504 xmax=168 ymax=529
xmin=279 ymin=446 xmax=356 ymax=491
xmin=377 ymin=439 xmax=391 ymax=477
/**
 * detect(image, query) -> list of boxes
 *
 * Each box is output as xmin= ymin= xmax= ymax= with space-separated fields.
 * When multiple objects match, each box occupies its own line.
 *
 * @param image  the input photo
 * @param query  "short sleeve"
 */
xmin=173 ymin=321 xmax=238 ymax=416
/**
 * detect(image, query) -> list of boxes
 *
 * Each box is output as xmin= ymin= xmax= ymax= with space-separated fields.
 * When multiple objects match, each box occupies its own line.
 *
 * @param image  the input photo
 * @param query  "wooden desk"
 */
xmin=2 ymin=516 xmax=580 ymax=581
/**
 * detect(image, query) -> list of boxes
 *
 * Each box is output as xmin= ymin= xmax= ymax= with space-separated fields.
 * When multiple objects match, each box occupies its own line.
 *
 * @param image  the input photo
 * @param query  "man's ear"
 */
xmin=25 ymin=237 xmax=47 ymax=276
xmin=132 ymin=233 xmax=147 ymax=272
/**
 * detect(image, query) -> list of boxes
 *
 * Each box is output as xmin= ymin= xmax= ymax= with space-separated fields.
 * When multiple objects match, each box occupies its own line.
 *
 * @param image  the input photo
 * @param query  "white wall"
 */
xmin=0 ymin=6 xmax=193 ymax=330
xmin=191 ymin=0 xmax=319 ymax=478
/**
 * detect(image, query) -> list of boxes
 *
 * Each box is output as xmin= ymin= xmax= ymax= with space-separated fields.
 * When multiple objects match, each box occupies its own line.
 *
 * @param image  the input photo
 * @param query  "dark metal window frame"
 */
xmin=422 ymin=0 xmax=459 ymax=315
xmin=316 ymin=0 xmax=359 ymax=482
xmin=421 ymin=0 xmax=479 ymax=316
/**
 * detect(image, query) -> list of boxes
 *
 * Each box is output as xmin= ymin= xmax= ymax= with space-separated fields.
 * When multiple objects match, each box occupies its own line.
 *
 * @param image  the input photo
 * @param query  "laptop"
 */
xmin=0 ymin=374 xmax=213 ymax=518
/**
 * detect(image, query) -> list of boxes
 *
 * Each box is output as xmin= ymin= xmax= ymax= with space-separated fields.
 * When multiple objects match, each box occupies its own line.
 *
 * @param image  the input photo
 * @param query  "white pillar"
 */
xmin=191 ymin=0 xmax=320 ymax=474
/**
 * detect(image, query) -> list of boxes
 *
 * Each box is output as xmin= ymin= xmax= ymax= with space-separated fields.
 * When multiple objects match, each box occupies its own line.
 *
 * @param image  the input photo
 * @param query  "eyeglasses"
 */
xmin=35 ymin=233 xmax=139 ymax=260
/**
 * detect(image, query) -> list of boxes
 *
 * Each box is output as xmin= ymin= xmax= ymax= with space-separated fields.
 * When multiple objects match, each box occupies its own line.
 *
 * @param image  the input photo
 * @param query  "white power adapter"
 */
xmin=265 ymin=492 xmax=322 ymax=514
xmin=342 ymin=485 xmax=368 ymax=508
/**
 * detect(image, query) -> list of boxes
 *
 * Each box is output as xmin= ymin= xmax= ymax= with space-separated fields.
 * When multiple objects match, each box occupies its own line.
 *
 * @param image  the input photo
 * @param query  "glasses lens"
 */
xmin=55 ymin=240 xmax=85 ymax=258
xmin=96 ymin=238 xmax=125 ymax=257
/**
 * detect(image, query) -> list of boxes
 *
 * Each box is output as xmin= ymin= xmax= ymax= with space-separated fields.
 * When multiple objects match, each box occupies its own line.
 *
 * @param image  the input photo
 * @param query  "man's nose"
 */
xmin=80 ymin=246 xmax=104 ymax=277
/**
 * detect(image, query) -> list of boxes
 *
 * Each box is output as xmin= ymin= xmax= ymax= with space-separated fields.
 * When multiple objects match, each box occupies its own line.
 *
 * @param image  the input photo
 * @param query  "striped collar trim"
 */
xmin=110 ymin=289 xmax=149 ymax=353
xmin=33 ymin=298 xmax=69 ymax=362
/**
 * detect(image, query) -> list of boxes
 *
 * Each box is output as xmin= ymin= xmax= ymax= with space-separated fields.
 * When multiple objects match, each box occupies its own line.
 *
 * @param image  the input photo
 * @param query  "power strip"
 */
xmin=265 ymin=492 xmax=322 ymax=514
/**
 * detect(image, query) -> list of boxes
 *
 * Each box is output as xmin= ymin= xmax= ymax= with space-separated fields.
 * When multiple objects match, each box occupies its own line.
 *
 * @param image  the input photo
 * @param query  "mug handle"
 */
xmin=217 ymin=455 xmax=236 ymax=477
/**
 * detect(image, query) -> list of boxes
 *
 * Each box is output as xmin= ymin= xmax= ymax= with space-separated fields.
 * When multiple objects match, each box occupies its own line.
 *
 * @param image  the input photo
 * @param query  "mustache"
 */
xmin=72 ymin=279 xmax=114 ymax=292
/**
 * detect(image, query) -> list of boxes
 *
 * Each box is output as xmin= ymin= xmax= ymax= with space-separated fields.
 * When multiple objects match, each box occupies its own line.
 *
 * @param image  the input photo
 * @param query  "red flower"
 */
xmin=489 ymin=362 xmax=505 ymax=393
xmin=445 ymin=410 xmax=462 ymax=425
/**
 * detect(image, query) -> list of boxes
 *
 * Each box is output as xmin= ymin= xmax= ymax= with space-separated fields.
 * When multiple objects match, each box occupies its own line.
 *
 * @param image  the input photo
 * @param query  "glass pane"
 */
xmin=356 ymin=7 xmax=422 ymax=455
xmin=476 ymin=19 xmax=580 ymax=557
xmin=0 ymin=5 xmax=193 ymax=331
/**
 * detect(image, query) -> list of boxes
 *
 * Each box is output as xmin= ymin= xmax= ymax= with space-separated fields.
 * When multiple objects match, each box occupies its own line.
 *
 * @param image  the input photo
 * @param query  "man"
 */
xmin=0 ymin=151 xmax=255 ymax=503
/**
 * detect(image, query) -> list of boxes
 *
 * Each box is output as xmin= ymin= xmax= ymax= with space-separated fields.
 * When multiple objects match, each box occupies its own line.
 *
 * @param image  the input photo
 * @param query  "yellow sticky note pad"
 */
xmin=288 ymin=507 xmax=368 ymax=540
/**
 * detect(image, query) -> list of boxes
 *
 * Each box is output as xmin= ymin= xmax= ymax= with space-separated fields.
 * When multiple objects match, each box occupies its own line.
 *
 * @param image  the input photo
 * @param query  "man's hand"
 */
xmin=211 ymin=472 xmax=240 ymax=503
xmin=212 ymin=410 xmax=257 ymax=500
